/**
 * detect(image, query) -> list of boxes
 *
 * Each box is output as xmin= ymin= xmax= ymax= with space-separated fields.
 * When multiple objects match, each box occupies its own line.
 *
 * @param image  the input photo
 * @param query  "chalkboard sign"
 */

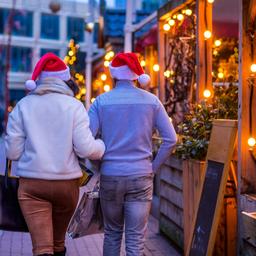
xmin=189 ymin=160 xmax=225 ymax=256
xmin=186 ymin=120 xmax=237 ymax=256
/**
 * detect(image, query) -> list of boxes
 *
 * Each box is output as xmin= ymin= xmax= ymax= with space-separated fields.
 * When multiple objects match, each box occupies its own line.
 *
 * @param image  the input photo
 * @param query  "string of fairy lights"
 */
xmin=247 ymin=34 xmax=256 ymax=150
xmin=160 ymin=0 xmax=217 ymax=100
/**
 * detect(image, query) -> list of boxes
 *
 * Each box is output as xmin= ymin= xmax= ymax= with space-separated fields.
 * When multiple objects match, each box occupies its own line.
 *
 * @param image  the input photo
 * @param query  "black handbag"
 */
xmin=0 ymin=159 xmax=28 ymax=232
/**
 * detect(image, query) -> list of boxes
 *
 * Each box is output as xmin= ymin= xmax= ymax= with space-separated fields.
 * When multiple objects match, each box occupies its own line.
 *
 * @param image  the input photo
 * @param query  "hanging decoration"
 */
xmin=162 ymin=2 xmax=197 ymax=126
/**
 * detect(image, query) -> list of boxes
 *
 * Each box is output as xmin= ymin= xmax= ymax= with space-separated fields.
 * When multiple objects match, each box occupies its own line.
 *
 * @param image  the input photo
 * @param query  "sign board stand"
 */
xmin=186 ymin=119 xmax=238 ymax=256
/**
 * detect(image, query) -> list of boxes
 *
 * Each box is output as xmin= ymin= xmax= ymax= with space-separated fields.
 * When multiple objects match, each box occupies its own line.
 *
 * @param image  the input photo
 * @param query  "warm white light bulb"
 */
xmin=168 ymin=19 xmax=175 ymax=26
xmin=204 ymin=30 xmax=212 ymax=39
xmin=203 ymin=89 xmax=211 ymax=98
xmin=251 ymin=64 xmax=256 ymax=73
xmin=248 ymin=137 xmax=256 ymax=147
xmin=140 ymin=60 xmax=146 ymax=67
xmin=104 ymin=61 xmax=110 ymax=67
xmin=153 ymin=64 xmax=160 ymax=72
xmin=214 ymin=39 xmax=221 ymax=47
xmin=101 ymin=74 xmax=107 ymax=81
xmin=207 ymin=0 xmax=215 ymax=3
xmin=108 ymin=51 xmax=114 ymax=58
xmin=177 ymin=14 xmax=184 ymax=21
xmin=163 ymin=23 xmax=171 ymax=31
xmin=103 ymin=84 xmax=110 ymax=92
xmin=185 ymin=9 xmax=192 ymax=16
xmin=218 ymin=72 xmax=224 ymax=79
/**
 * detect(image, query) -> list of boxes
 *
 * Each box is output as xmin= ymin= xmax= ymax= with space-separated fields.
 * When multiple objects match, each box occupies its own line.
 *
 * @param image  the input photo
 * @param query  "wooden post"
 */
xmin=196 ymin=0 xmax=212 ymax=101
xmin=158 ymin=19 xmax=165 ymax=101
xmin=238 ymin=0 xmax=256 ymax=253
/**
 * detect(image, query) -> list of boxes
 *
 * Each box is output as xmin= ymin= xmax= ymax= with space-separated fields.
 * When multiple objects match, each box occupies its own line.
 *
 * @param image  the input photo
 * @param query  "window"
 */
xmin=0 ymin=8 xmax=33 ymax=37
xmin=67 ymin=17 xmax=84 ymax=42
xmin=11 ymin=47 xmax=32 ymax=72
xmin=41 ymin=13 xmax=59 ymax=40
xmin=40 ymin=48 xmax=60 ymax=57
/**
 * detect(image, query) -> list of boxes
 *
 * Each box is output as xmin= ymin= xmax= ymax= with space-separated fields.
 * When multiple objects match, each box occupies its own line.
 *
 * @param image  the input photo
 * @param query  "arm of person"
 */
xmin=152 ymin=100 xmax=177 ymax=173
xmin=5 ymin=105 xmax=26 ymax=160
xmin=73 ymin=103 xmax=105 ymax=160
xmin=88 ymin=98 xmax=100 ymax=137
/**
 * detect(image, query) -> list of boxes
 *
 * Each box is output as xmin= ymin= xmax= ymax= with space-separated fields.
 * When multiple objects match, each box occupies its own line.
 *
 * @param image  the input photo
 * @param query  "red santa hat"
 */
xmin=109 ymin=52 xmax=150 ymax=86
xmin=25 ymin=52 xmax=71 ymax=90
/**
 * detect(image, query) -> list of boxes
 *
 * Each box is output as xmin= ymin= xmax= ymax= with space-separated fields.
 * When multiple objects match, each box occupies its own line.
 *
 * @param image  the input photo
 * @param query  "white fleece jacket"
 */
xmin=5 ymin=77 xmax=105 ymax=180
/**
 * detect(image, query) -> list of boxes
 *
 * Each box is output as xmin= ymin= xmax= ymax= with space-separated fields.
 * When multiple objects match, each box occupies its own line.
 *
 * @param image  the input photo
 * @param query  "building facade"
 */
xmin=0 ymin=0 xmax=99 ymax=104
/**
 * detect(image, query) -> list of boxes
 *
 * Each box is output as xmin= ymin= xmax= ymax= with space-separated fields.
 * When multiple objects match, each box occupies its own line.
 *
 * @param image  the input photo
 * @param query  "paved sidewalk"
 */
xmin=0 ymin=215 xmax=181 ymax=256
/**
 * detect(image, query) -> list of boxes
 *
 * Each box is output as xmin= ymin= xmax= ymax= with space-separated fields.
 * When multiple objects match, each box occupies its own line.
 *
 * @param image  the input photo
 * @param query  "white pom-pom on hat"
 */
xmin=138 ymin=74 xmax=150 ymax=87
xmin=25 ymin=80 xmax=37 ymax=91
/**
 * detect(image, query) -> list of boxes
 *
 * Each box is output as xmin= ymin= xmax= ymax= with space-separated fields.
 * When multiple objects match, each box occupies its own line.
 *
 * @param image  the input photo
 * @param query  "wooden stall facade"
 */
xmin=238 ymin=0 xmax=256 ymax=254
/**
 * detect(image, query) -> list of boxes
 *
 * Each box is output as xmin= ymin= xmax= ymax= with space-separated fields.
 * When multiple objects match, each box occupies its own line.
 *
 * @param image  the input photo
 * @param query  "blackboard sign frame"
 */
xmin=186 ymin=119 xmax=238 ymax=256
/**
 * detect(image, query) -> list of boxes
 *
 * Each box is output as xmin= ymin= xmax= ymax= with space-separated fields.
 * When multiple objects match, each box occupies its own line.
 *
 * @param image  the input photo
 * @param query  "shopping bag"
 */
xmin=0 ymin=159 xmax=28 ymax=232
xmin=78 ymin=157 xmax=94 ymax=187
xmin=67 ymin=177 xmax=104 ymax=239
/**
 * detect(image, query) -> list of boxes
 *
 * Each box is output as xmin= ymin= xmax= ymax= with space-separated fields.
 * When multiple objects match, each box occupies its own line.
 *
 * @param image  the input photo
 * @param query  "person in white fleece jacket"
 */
xmin=5 ymin=53 xmax=105 ymax=256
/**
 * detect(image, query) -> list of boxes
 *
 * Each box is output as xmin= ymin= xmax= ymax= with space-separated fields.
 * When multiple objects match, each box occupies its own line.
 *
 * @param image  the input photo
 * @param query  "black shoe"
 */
xmin=54 ymin=247 xmax=66 ymax=256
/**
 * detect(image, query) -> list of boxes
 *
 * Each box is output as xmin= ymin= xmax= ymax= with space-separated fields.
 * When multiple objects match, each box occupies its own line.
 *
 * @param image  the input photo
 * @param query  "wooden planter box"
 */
xmin=159 ymin=155 xmax=184 ymax=248
xmin=159 ymin=156 xmax=205 ymax=250
xmin=159 ymin=155 xmax=237 ymax=254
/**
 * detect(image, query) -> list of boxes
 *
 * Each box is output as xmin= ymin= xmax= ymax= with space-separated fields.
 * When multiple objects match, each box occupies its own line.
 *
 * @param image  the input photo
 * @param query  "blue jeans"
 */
xmin=100 ymin=173 xmax=154 ymax=256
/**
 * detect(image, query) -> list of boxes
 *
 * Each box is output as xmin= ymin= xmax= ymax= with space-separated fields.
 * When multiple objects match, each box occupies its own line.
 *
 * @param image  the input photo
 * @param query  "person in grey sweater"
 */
xmin=89 ymin=52 xmax=177 ymax=256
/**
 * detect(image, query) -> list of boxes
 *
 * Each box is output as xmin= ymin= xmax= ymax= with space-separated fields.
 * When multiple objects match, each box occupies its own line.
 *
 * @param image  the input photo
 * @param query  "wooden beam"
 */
xmin=196 ymin=0 xmax=212 ymax=101
xmin=247 ymin=0 xmax=256 ymax=30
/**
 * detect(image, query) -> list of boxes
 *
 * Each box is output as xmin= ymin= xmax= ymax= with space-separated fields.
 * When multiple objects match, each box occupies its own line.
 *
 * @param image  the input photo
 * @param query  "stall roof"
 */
xmin=135 ymin=0 xmax=239 ymax=51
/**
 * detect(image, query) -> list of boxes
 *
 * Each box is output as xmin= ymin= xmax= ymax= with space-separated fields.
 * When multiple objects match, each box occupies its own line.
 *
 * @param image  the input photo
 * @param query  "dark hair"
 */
xmin=65 ymin=79 xmax=80 ymax=96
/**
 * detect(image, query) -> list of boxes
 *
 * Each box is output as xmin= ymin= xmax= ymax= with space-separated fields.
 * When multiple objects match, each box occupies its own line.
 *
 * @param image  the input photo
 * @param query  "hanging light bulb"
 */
xmin=163 ymin=23 xmax=171 ymax=31
xmin=100 ymin=74 xmax=107 ymax=81
xmin=207 ymin=0 xmax=214 ymax=3
xmin=168 ymin=19 xmax=175 ymax=26
xmin=108 ymin=51 xmax=114 ymax=58
xmin=164 ymin=70 xmax=171 ymax=78
xmin=104 ymin=60 xmax=110 ymax=67
xmin=218 ymin=72 xmax=224 ymax=79
xmin=248 ymin=137 xmax=256 ymax=147
xmin=214 ymin=39 xmax=221 ymax=47
xmin=104 ymin=84 xmax=111 ymax=92
xmin=203 ymin=89 xmax=211 ymax=98
xmin=204 ymin=30 xmax=212 ymax=39
xmin=177 ymin=14 xmax=184 ymax=21
xmin=153 ymin=64 xmax=160 ymax=72
xmin=250 ymin=64 xmax=256 ymax=73
xmin=185 ymin=9 xmax=192 ymax=16
xmin=140 ymin=60 xmax=146 ymax=67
